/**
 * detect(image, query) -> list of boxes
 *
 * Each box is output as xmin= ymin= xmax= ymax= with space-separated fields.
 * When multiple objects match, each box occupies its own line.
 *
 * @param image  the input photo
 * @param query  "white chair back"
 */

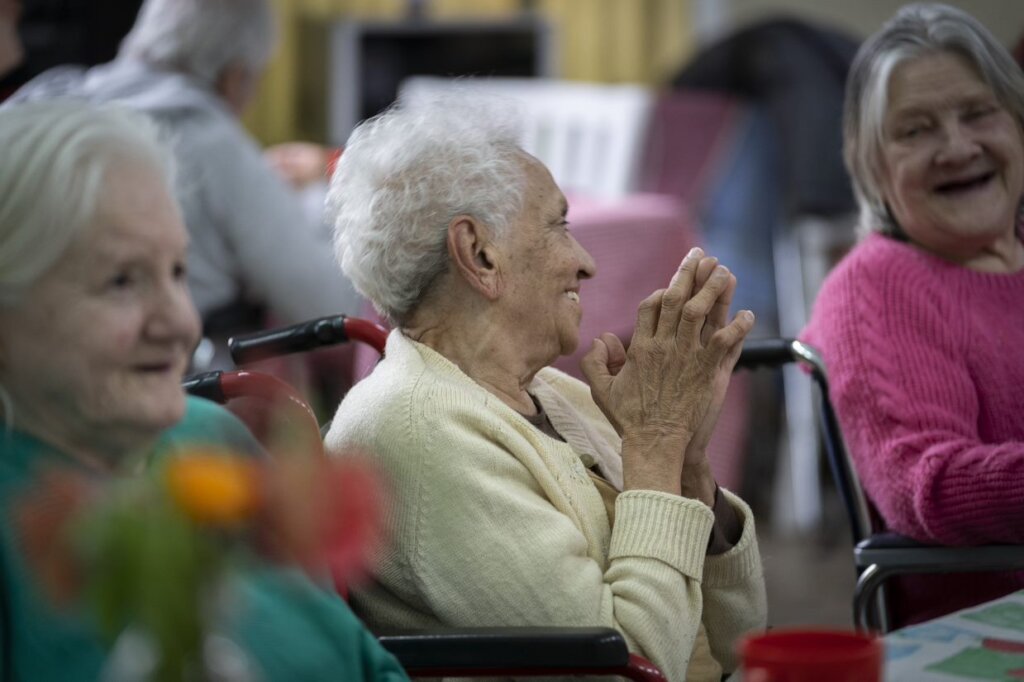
xmin=400 ymin=77 xmax=654 ymax=199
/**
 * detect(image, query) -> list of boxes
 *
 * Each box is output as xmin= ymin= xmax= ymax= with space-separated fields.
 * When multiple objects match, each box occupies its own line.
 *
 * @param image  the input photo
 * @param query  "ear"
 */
xmin=447 ymin=216 xmax=502 ymax=301
xmin=214 ymin=62 xmax=254 ymax=117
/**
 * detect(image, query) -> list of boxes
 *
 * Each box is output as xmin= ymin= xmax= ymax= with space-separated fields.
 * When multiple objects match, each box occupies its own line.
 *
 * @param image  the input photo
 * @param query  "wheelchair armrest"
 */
xmin=229 ymin=314 xmax=387 ymax=365
xmin=377 ymin=626 xmax=627 ymax=669
xmin=377 ymin=626 xmax=667 ymax=680
xmin=181 ymin=370 xmax=226 ymax=403
xmin=855 ymin=533 xmax=1024 ymax=571
xmin=857 ymin=532 xmax=932 ymax=550
xmin=735 ymin=338 xmax=797 ymax=370
xmin=854 ymin=533 xmax=1024 ymax=632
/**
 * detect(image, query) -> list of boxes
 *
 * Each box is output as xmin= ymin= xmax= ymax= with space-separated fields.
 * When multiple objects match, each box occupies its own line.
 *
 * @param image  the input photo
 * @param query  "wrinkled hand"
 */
xmin=264 ymin=142 xmax=331 ymax=189
xmin=684 ymin=254 xmax=747 ymax=457
xmin=581 ymin=248 xmax=754 ymax=495
xmin=680 ymin=255 xmax=750 ymax=504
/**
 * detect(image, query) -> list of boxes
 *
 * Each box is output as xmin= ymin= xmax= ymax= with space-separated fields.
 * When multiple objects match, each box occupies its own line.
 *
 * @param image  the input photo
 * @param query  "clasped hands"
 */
xmin=581 ymin=248 xmax=753 ymax=502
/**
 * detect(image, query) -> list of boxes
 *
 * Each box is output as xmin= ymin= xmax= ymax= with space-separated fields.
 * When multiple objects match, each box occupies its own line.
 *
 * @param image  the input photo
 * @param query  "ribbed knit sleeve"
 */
xmin=802 ymin=234 xmax=1024 ymax=545
xmin=702 ymin=490 xmax=766 ymax=671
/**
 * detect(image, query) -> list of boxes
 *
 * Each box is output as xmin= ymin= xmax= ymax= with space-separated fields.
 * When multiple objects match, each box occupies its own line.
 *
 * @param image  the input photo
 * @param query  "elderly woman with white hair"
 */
xmin=803 ymin=2 xmax=1024 ymax=626
xmin=324 ymin=94 xmax=767 ymax=681
xmin=0 ymin=101 xmax=407 ymax=681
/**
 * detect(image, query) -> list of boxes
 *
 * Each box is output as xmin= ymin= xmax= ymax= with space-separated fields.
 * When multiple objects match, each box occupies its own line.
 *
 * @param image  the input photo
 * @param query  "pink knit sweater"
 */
xmin=802 ymin=232 xmax=1024 ymax=624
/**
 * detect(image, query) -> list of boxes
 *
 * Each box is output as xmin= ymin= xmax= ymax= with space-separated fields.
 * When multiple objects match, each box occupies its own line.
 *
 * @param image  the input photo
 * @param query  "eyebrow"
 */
xmin=889 ymin=90 xmax=998 ymax=119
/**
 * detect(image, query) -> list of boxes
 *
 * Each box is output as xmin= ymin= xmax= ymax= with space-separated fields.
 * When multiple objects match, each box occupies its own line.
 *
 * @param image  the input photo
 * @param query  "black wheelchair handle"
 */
xmin=229 ymin=314 xmax=351 ymax=365
xmin=181 ymin=370 xmax=226 ymax=403
xmin=735 ymin=338 xmax=797 ymax=370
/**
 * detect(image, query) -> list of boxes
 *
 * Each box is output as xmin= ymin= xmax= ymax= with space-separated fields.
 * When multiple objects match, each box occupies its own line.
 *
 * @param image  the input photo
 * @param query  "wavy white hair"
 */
xmin=119 ymin=0 xmax=275 ymax=86
xmin=327 ymin=91 xmax=527 ymax=324
xmin=844 ymin=2 xmax=1024 ymax=235
xmin=0 ymin=101 xmax=174 ymax=307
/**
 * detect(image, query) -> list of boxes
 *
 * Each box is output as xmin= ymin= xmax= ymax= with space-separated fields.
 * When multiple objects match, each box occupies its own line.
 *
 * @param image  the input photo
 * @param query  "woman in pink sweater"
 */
xmin=803 ymin=3 xmax=1024 ymax=627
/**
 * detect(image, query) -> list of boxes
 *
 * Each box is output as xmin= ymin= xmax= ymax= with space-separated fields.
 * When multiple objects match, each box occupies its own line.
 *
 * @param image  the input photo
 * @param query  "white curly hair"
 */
xmin=326 ymin=89 xmax=527 ymax=325
xmin=0 ymin=100 xmax=173 ymax=308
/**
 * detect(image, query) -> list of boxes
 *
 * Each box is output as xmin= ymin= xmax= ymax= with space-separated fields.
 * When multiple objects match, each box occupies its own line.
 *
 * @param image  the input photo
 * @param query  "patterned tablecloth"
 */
xmin=885 ymin=590 xmax=1024 ymax=681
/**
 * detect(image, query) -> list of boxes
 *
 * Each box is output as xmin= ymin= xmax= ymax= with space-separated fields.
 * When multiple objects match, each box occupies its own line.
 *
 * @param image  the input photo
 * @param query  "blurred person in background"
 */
xmin=265 ymin=140 xmax=338 ymax=190
xmin=6 ymin=0 xmax=363 ymax=343
xmin=0 ymin=0 xmax=21 ymax=79
xmin=0 ymin=100 xmax=407 ymax=681
xmin=803 ymin=2 xmax=1024 ymax=626
xmin=325 ymin=93 xmax=767 ymax=682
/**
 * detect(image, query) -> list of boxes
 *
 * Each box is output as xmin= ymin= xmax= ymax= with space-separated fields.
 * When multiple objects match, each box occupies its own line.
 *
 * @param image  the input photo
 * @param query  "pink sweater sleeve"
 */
xmin=803 ymin=237 xmax=1024 ymax=546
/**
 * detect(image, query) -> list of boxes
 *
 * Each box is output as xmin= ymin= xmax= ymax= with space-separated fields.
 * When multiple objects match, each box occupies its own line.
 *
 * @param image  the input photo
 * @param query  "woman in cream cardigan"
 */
xmin=324 ymin=92 xmax=767 ymax=681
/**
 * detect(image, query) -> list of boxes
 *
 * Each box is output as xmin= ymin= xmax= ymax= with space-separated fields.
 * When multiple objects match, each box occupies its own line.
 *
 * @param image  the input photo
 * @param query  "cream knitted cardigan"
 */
xmin=325 ymin=332 xmax=767 ymax=681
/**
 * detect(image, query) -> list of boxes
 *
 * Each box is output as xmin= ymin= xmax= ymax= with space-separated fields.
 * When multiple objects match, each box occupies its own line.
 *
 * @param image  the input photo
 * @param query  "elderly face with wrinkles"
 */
xmin=879 ymin=51 xmax=1024 ymax=267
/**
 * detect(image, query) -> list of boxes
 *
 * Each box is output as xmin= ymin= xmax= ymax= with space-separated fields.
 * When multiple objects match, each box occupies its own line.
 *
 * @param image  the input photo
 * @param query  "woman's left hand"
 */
xmin=679 ymin=257 xmax=746 ymax=505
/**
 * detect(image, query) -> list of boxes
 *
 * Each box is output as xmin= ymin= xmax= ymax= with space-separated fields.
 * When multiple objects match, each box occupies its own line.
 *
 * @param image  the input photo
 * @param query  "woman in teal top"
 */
xmin=0 ymin=101 xmax=407 ymax=681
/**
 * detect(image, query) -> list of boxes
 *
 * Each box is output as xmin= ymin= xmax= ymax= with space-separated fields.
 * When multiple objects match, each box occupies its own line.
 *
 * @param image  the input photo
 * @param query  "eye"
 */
xmin=107 ymin=271 xmax=135 ymax=289
xmin=964 ymin=104 xmax=997 ymax=122
xmin=896 ymin=121 xmax=928 ymax=140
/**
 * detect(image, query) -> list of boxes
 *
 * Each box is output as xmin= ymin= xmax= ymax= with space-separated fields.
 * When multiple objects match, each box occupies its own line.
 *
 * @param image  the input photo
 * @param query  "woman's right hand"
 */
xmin=581 ymin=247 xmax=754 ymax=495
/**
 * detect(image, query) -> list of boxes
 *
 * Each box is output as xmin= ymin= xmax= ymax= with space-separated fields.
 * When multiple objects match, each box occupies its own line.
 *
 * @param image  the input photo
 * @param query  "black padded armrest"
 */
xmin=855 ymin=534 xmax=1024 ymax=572
xmin=857 ymin=532 xmax=934 ymax=550
xmin=377 ymin=626 xmax=628 ymax=671
xmin=181 ymin=370 xmax=225 ymax=403
xmin=735 ymin=338 xmax=796 ymax=370
xmin=229 ymin=314 xmax=351 ymax=365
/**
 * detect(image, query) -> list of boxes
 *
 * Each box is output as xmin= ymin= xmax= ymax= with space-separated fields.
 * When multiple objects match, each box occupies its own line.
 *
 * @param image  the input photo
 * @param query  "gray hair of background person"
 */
xmin=119 ymin=0 xmax=275 ymax=87
xmin=843 ymin=2 xmax=1024 ymax=235
xmin=0 ymin=101 xmax=173 ymax=308
xmin=327 ymin=92 xmax=527 ymax=325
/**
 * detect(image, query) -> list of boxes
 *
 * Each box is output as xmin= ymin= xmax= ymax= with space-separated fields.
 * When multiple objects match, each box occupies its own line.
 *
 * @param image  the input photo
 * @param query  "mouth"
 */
xmin=565 ymin=290 xmax=580 ymax=303
xmin=133 ymin=361 xmax=181 ymax=375
xmin=933 ymin=171 xmax=995 ymax=196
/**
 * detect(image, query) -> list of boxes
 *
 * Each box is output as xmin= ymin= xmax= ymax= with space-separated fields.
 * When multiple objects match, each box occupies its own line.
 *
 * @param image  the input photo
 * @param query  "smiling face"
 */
xmin=880 ymin=51 xmax=1024 ymax=262
xmin=0 ymin=159 xmax=201 ymax=460
xmin=496 ymin=154 xmax=597 ymax=364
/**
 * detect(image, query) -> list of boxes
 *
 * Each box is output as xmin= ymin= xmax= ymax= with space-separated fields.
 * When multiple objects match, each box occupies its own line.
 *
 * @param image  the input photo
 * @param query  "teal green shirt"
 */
xmin=0 ymin=396 xmax=408 ymax=681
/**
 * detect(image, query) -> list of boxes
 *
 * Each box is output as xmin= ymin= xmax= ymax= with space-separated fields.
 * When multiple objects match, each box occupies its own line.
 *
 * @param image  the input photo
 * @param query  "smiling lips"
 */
xmin=134 ymin=359 xmax=182 ymax=374
xmin=566 ymin=291 xmax=580 ymax=303
xmin=934 ymin=171 xmax=995 ymax=195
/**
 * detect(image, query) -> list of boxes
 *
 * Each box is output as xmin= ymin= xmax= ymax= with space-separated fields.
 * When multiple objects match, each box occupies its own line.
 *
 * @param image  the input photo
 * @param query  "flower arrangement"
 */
xmin=14 ymin=449 xmax=384 ymax=682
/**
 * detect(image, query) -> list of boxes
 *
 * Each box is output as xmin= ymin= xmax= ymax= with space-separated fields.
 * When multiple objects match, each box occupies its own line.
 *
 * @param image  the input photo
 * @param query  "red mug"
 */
xmin=740 ymin=629 xmax=883 ymax=682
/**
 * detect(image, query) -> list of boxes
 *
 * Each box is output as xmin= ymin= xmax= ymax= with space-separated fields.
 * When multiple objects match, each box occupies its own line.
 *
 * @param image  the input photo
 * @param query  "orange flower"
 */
xmin=256 ymin=454 xmax=385 ymax=589
xmin=13 ymin=469 xmax=93 ymax=606
xmin=165 ymin=452 xmax=260 ymax=526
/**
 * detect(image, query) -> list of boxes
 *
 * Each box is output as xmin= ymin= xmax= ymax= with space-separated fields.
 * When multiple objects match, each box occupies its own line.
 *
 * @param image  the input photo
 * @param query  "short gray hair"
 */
xmin=119 ymin=0 xmax=275 ymax=86
xmin=0 ymin=101 xmax=174 ymax=307
xmin=843 ymin=2 xmax=1024 ymax=234
xmin=327 ymin=91 xmax=527 ymax=324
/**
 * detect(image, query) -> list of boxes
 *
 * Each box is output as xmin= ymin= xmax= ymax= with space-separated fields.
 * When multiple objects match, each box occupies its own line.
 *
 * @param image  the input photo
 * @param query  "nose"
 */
xmin=146 ymin=280 xmax=202 ymax=350
xmin=935 ymin=120 xmax=981 ymax=166
xmin=572 ymin=234 xmax=597 ymax=281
